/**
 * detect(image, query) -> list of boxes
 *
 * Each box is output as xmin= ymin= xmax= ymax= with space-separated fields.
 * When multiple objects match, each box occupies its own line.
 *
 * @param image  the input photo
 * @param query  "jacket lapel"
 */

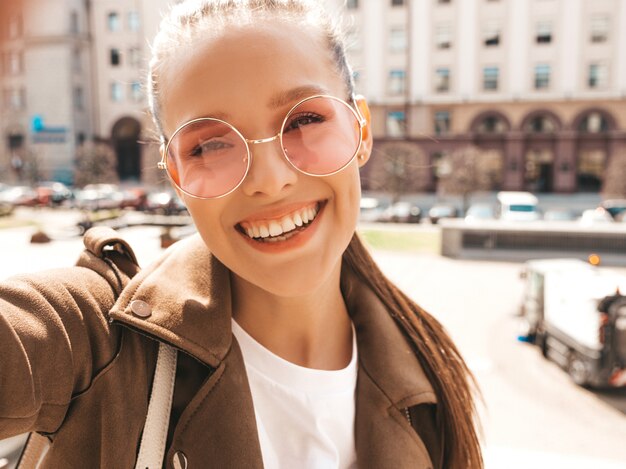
xmin=108 ymin=235 xmax=438 ymax=467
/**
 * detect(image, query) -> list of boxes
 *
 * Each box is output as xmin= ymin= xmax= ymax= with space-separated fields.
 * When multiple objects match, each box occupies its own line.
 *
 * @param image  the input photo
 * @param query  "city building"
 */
xmin=343 ymin=0 xmax=626 ymax=193
xmin=2 ymin=0 xmax=625 ymax=194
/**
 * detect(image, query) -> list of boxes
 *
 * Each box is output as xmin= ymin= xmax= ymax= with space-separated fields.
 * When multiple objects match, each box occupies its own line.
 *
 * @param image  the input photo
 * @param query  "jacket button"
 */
xmin=130 ymin=300 xmax=152 ymax=318
xmin=172 ymin=451 xmax=188 ymax=469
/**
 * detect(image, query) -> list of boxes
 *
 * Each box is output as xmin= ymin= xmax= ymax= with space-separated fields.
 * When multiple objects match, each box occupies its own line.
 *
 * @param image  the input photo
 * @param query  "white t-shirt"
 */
xmin=232 ymin=319 xmax=358 ymax=469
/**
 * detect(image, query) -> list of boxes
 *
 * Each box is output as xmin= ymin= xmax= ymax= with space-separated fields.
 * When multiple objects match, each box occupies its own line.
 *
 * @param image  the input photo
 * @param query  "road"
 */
xmin=1 ymin=217 xmax=625 ymax=468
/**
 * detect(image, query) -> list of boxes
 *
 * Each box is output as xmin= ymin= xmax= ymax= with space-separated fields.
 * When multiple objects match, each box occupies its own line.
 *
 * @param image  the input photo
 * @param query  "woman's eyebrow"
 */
xmin=268 ymin=85 xmax=330 ymax=109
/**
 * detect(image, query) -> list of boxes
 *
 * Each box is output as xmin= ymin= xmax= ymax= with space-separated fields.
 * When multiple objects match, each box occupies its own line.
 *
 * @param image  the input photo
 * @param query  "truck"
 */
xmin=519 ymin=258 xmax=626 ymax=387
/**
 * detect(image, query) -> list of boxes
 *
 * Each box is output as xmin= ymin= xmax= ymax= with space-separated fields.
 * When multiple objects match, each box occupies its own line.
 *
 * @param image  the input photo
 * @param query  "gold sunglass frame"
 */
xmin=158 ymin=94 xmax=367 ymax=200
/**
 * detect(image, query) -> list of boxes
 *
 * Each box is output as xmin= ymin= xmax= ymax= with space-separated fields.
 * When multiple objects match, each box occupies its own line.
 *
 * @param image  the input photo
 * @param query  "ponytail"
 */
xmin=342 ymin=234 xmax=483 ymax=469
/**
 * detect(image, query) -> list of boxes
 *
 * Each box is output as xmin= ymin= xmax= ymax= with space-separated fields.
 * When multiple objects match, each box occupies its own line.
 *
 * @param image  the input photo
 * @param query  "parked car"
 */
xmin=579 ymin=207 xmax=613 ymax=225
xmin=120 ymin=187 xmax=148 ymax=210
xmin=518 ymin=258 xmax=626 ymax=387
xmin=600 ymin=199 xmax=626 ymax=220
xmin=381 ymin=201 xmax=421 ymax=223
xmin=359 ymin=197 xmax=388 ymax=222
xmin=428 ymin=204 xmax=459 ymax=224
xmin=144 ymin=190 xmax=187 ymax=215
xmin=0 ymin=185 xmax=38 ymax=207
xmin=464 ymin=203 xmax=495 ymax=222
xmin=542 ymin=208 xmax=578 ymax=222
xmin=35 ymin=181 xmax=73 ymax=206
xmin=495 ymin=191 xmax=541 ymax=222
xmin=74 ymin=184 xmax=124 ymax=211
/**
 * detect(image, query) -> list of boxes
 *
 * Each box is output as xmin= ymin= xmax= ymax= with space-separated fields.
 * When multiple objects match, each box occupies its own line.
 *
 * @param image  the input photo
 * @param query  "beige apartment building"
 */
xmin=343 ymin=0 xmax=626 ymax=193
xmin=0 ymin=0 xmax=170 ymax=184
xmin=2 ymin=0 xmax=625 ymax=193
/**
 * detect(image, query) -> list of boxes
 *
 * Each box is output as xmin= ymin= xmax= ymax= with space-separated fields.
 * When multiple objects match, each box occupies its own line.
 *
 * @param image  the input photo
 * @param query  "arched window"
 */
xmin=476 ymin=115 xmax=507 ymax=134
xmin=578 ymin=112 xmax=609 ymax=133
xmin=524 ymin=115 xmax=556 ymax=133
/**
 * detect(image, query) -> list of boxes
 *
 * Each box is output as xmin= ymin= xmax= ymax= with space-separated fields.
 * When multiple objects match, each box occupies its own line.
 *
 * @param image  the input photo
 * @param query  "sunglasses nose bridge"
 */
xmin=245 ymin=133 xmax=281 ymax=145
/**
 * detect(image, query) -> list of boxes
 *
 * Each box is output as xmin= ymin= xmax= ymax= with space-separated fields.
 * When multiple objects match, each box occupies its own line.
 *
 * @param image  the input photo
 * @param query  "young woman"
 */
xmin=0 ymin=1 xmax=482 ymax=467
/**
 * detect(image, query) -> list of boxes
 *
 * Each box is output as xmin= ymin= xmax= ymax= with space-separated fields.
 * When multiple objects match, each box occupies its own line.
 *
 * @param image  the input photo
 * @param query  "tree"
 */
xmin=74 ymin=139 xmax=119 ymax=187
xmin=602 ymin=153 xmax=626 ymax=199
xmin=436 ymin=146 xmax=502 ymax=215
xmin=364 ymin=142 xmax=429 ymax=199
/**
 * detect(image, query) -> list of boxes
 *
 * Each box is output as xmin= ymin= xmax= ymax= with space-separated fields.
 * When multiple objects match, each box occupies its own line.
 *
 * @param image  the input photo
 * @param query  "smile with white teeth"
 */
xmin=239 ymin=202 xmax=321 ymax=242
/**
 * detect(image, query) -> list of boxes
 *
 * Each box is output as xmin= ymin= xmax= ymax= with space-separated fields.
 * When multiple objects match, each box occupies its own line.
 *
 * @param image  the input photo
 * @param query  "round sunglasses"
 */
xmin=158 ymin=95 xmax=367 ymax=199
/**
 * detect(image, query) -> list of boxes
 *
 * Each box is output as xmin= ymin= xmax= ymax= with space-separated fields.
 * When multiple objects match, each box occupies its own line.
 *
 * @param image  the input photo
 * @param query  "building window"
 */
xmin=111 ymin=82 xmax=123 ymax=102
xmin=4 ymin=51 xmax=24 ymax=75
xmin=70 ymin=10 xmax=79 ymax=34
xmin=590 ymin=16 xmax=609 ymax=43
xmin=435 ymin=24 xmax=452 ymax=49
xmin=347 ymin=0 xmax=359 ymax=9
xmin=108 ymin=12 xmax=120 ymax=32
xmin=73 ymin=87 xmax=84 ymax=110
xmin=477 ymin=116 xmax=507 ymax=134
xmin=434 ymin=111 xmax=451 ymax=135
xmin=128 ymin=11 xmax=140 ymax=32
xmin=386 ymin=111 xmax=406 ymax=137
xmin=525 ymin=115 xmax=556 ymax=133
xmin=534 ymin=64 xmax=550 ymax=89
xmin=483 ymin=67 xmax=499 ymax=90
xmin=110 ymin=48 xmax=121 ymax=66
xmin=483 ymin=22 xmax=500 ymax=47
xmin=130 ymin=82 xmax=142 ymax=102
xmin=389 ymin=27 xmax=407 ymax=52
xmin=536 ymin=21 xmax=552 ymax=44
xmin=388 ymin=70 xmax=406 ymax=95
xmin=578 ymin=112 xmax=609 ymax=133
xmin=588 ymin=63 xmax=608 ymax=89
xmin=72 ymin=48 xmax=81 ymax=73
xmin=391 ymin=0 xmax=405 ymax=6
xmin=128 ymin=47 xmax=142 ymax=68
xmin=435 ymin=68 xmax=450 ymax=92
xmin=8 ymin=14 xmax=22 ymax=39
xmin=4 ymin=88 xmax=26 ymax=110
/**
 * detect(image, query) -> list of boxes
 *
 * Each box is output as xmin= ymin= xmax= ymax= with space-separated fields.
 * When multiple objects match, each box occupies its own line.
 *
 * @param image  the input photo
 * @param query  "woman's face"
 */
xmin=159 ymin=20 xmax=372 ymax=297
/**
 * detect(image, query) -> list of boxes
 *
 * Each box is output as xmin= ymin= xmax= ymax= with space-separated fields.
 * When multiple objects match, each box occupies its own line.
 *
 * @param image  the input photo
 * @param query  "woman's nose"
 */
xmin=240 ymin=138 xmax=299 ymax=197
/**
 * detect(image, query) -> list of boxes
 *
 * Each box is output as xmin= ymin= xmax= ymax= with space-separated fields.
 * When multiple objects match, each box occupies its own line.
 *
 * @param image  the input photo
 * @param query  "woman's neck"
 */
xmin=230 ymin=262 xmax=353 ymax=370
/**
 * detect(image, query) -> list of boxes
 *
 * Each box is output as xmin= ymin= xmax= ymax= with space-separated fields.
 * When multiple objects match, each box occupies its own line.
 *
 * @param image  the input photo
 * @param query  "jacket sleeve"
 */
xmin=0 ymin=263 xmax=120 ymax=438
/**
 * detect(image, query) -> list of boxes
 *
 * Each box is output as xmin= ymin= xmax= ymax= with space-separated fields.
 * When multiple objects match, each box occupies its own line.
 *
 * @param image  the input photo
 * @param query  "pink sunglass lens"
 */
xmin=281 ymin=97 xmax=361 ymax=175
xmin=167 ymin=120 xmax=248 ymax=198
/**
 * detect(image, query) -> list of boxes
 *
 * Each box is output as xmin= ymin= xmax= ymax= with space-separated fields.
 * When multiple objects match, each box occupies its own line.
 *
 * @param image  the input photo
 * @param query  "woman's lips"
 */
xmin=237 ymin=201 xmax=324 ymax=241
xmin=236 ymin=200 xmax=327 ymax=252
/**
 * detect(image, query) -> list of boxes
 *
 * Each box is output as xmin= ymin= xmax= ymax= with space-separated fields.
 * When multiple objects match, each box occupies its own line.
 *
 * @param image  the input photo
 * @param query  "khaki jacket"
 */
xmin=0 ymin=228 xmax=442 ymax=468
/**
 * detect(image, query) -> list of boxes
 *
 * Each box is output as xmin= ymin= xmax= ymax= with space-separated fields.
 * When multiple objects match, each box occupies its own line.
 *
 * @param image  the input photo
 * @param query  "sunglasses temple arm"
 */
xmin=351 ymin=94 xmax=367 ymax=128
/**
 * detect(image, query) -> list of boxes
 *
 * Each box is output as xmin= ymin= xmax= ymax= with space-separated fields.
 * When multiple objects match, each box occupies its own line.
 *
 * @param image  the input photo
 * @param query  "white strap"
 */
xmin=135 ymin=342 xmax=178 ymax=469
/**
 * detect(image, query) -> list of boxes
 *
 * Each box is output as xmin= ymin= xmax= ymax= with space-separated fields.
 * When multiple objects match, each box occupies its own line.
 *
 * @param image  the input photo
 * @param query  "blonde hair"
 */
xmin=148 ymin=1 xmax=483 ymax=467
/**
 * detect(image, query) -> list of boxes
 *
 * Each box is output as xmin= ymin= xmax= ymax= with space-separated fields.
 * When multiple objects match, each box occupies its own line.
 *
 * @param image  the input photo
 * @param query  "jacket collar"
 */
xmin=108 ymin=234 xmax=436 ymax=406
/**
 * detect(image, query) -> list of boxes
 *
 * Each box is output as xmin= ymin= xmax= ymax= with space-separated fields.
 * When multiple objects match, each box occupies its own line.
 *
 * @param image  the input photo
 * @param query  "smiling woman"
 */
xmin=0 ymin=1 xmax=482 ymax=468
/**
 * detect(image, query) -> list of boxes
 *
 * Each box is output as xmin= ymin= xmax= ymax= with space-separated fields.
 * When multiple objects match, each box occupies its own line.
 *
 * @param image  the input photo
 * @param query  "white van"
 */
xmin=496 ymin=191 xmax=540 ymax=221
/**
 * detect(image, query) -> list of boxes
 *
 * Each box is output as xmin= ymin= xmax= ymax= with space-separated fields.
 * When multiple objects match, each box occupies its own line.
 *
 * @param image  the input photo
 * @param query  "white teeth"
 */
xmin=281 ymin=217 xmax=296 ymax=232
xmin=240 ymin=202 xmax=321 ymax=240
xmin=293 ymin=213 xmax=303 ymax=227
xmin=268 ymin=221 xmax=282 ymax=237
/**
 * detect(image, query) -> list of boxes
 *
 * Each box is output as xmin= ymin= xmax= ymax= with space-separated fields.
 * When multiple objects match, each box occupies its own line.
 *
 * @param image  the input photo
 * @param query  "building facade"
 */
xmin=2 ymin=0 xmax=625 ymax=193
xmin=342 ymin=0 xmax=626 ymax=193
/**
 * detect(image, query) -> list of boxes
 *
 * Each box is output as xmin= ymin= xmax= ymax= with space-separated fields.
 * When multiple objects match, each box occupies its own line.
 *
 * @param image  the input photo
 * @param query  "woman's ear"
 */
xmin=354 ymin=95 xmax=373 ymax=167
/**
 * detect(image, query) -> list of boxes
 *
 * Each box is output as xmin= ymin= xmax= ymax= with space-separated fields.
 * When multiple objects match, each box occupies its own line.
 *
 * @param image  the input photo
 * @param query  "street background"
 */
xmin=1 ymin=213 xmax=625 ymax=469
